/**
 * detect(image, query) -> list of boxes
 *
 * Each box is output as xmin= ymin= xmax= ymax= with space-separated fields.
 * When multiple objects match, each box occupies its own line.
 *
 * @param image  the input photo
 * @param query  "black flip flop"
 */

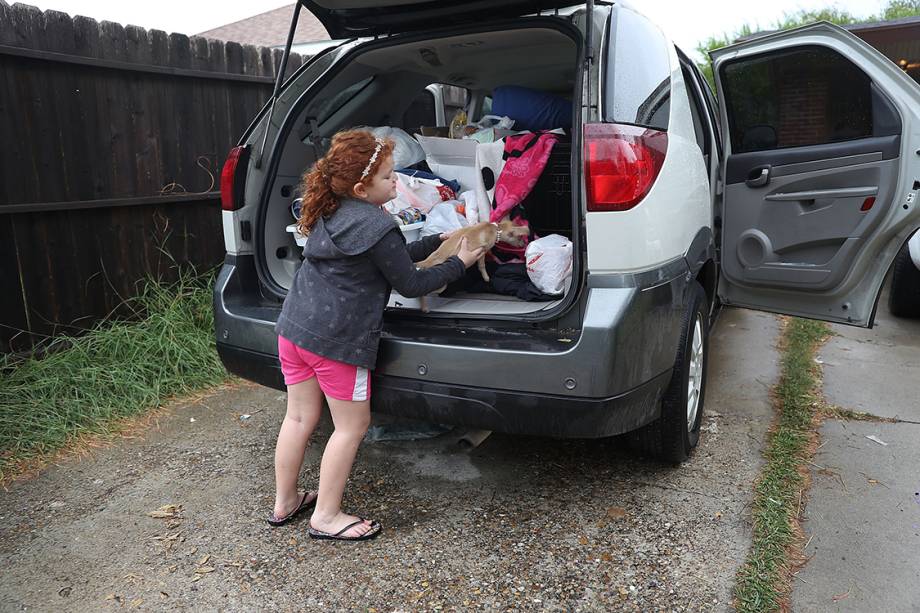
xmin=267 ymin=491 xmax=317 ymax=527
xmin=308 ymin=519 xmax=382 ymax=542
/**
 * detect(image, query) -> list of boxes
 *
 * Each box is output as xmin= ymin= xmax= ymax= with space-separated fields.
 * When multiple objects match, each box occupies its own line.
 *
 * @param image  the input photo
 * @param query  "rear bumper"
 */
xmin=371 ymin=371 xmax=671 ymax=438
xmin=218 ymin=343 xmax=286 ymax=391
xmin=216 ymin=342 xmax=670 ymax=438
xmin=214 ymin=254 xmax=693 ymax=437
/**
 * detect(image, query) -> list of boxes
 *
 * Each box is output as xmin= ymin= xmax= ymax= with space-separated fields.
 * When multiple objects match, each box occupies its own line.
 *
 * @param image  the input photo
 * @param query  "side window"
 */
xmin=317 ymin=77 xmax=373 ymax=124
xmin=481 ymin=96 xmax=493 ymax=118
xmin=604 ymin=6 xmax=671 ymax=130
xmin=442 ymin=84 xmax=469 ymax=120
xmin=721 ymin=46 xmax=873 ymax=153
xmin=300 ymin=76 xmax=374 ymax=143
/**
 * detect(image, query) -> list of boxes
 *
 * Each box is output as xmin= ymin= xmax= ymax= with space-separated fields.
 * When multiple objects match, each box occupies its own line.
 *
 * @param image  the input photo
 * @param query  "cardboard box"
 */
xmin=413 ymin=134 xmax=480 ymax=191
xmin=418 ymin=126 xmax=450 ymax=137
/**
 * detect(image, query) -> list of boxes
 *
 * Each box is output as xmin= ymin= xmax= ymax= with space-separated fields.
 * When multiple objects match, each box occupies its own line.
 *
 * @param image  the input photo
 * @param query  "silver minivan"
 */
xmin=214 ymin=1 xmax=920 ymax=462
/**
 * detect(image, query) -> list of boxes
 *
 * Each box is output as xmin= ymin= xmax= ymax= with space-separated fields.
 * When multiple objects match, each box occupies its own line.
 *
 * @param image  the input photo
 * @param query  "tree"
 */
xmin=880 ymin=0 xmax=920 ymax=20
xmin=695 ymin=0 xmax=920 ymax=89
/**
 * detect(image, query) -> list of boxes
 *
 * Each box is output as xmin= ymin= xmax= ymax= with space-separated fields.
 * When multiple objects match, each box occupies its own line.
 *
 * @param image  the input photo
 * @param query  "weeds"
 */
xmin=734 ymin=317 xmax=830 ymax=612
xmin=820 ymin=403 xmax=895 ymax=423
xmin=0 ymin=270 xmax=228 ymax=479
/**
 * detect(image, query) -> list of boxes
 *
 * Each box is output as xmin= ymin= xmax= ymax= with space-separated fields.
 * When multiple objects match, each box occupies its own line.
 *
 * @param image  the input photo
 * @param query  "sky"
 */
xmin=30 ymin=0 xmax=891 ymax=61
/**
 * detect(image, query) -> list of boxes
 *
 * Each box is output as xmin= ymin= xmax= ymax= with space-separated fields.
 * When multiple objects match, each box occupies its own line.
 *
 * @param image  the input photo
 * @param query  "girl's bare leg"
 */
xmin=273 ymin=377 xmax=323 ymax=517
xmin=310 ymin=396 xmax=375 ymax=538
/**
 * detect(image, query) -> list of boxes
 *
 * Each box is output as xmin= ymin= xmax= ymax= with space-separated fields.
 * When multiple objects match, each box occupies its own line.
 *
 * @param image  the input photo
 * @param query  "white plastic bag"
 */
xmin=367 ymin=126 xmax=425 ymax=169
xmin=525 ymin=234 xmax=573 ymax=295
xmin=475 ymin=115 xmax=515 ymax=130
xmin=464 ymin=115 xmax=516 ymax=143
xmin=420 ymin=201 xmax=468 ymax=237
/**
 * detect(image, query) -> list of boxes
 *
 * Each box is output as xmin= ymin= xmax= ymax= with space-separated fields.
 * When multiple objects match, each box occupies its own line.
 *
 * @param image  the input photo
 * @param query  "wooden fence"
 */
xmin=0 ymin=1 xmax=306 ymax=353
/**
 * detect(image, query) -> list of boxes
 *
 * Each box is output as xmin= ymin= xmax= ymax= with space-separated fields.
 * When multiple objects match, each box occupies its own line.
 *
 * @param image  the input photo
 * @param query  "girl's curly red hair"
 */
xmin=296 ymin=129 xmax=394 ymax=235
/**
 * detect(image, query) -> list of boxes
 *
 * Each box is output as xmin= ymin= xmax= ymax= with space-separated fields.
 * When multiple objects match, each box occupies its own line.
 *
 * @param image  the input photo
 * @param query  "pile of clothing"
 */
xmin=294 ymin=86 xmax=576 ymax=299
xmin=384 ymin=168 xmax=461 ymax=227
xmin=410 ymin=87 xmax=571 ymax=267
xmin=394 ymin=86 xmax=575 ymax=298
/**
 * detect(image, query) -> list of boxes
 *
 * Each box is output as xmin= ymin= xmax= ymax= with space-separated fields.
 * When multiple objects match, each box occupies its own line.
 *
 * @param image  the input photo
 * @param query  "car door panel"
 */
xmin=712 ymin=22 xmax=920 ymax=327
xmin=722 ymin=155 xmax=899 ymax=291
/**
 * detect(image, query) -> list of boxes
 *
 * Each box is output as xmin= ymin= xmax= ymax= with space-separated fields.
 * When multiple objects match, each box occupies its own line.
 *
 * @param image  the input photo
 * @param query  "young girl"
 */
xmin=269 ymin=129 xmax=483 ymax=541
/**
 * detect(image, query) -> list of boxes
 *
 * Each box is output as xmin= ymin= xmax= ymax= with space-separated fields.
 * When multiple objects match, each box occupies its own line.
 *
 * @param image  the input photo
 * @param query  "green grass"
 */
xmin=735 ymin=317 xmax=829 ymax=613
xmin=0 ymin=270 xmax=229 ymax=479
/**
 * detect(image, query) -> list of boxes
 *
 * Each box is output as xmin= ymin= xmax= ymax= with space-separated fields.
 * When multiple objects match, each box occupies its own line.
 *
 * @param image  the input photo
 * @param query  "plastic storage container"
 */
xmin=399 ymin=221 xmax=424 ymax=242
xmin=286 ymin=223 xmax=307 ymax=247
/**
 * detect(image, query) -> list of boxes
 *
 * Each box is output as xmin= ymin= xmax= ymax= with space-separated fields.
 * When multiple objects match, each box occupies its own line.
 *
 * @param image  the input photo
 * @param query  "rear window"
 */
xmin=604 ymin=7 xmax=671 ymax=131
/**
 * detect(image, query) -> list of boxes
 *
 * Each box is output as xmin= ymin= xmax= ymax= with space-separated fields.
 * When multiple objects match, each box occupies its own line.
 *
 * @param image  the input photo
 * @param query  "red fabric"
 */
xmin=436 ymin=184 xmax=457 ymax=202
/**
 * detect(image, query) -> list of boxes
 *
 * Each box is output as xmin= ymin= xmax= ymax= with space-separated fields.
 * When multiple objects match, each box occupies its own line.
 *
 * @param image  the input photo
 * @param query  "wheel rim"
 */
xmin=687 ymin=314 xmax=704 ymax=430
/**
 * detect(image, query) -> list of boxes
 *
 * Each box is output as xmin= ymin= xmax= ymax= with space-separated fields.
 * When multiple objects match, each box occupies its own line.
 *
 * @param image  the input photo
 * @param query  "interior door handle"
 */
xmin=745 ymin=165 xmax=771 ymax=188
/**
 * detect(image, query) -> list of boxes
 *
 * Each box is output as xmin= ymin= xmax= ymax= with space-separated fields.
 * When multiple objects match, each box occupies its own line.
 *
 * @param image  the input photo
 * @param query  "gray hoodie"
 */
xmin=275 ymin=198 xmax=465 ymax=370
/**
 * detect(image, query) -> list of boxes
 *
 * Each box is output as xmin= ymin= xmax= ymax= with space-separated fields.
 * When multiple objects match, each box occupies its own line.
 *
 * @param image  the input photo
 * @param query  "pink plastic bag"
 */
xmin=392 ymin=173 xmax=452 ymax=213
xmin=489 ymin=132 xmax=559 ymax=262
xmin=491 ymin=132 xmax=560 ymax=222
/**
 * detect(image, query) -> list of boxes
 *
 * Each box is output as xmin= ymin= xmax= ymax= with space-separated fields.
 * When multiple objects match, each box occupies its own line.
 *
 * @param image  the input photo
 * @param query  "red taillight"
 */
xmin=220 ymin=146 xmax=250 ymax=211
xmin=584 ymin=123 xmax=667 ymax=212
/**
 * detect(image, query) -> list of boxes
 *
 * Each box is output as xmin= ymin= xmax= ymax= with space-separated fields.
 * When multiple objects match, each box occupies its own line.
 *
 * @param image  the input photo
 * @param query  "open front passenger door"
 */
xmin=712 ymin=22 xmax=920 ymax=327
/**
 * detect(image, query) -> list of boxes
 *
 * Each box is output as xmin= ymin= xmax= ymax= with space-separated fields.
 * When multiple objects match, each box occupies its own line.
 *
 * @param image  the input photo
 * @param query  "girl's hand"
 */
xmin=457 ymin=237 xmax=485 ymax=268
xmin=439 ymin=231 xmax=454 ymax=241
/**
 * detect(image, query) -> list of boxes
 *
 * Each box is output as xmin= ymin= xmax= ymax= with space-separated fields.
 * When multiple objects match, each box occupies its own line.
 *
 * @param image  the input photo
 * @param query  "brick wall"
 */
xmin=776 ymin=63 xmax=830 ymax=148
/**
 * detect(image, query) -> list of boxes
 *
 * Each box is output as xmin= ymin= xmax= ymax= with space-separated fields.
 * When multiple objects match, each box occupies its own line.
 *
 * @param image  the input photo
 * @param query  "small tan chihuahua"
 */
xmin=416 ymin=218 xmax=530 ymax=311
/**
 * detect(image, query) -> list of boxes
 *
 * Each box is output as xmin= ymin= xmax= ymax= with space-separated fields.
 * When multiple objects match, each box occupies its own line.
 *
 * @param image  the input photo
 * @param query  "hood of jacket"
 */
xmin=305 ymin=198 xmax=398 ymax=259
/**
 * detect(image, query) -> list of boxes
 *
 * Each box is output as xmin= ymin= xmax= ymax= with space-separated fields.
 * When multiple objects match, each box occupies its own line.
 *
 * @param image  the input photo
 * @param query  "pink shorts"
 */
xmin=277 ymin=336 xmax=371 ymax=401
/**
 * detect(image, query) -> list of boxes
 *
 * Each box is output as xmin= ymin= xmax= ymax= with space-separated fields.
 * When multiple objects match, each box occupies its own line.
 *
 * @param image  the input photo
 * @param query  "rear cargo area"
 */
xmin=262 ymin=21 xmax=582 ymax=317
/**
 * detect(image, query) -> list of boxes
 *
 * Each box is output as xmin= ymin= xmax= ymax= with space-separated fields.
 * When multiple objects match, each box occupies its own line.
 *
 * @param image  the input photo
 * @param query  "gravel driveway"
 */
xmin=0 ymin=309 xmax=779 ymax=612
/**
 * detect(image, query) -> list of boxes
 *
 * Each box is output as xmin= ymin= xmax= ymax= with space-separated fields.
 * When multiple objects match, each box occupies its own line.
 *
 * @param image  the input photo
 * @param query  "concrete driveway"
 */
xmin=793 ymin=293 xmax=920 ymax=612
xmin=0 ymin=309 xmax=780 ymax=612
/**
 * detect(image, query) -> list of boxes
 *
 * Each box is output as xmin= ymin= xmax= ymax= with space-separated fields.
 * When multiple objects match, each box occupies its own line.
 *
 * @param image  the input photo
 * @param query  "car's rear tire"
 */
xmin=631 ymin=280 xmax=709 ymax=463
xmin=888 ymin=243 xmax=920 ymax=318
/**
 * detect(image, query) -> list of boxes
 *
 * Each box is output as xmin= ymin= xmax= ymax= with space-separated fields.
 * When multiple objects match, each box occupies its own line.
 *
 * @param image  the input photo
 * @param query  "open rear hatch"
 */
xmin=300 ymin=0 xmax=585 ymax=38
xmin=255 ymin=4 xmax=592 ymax=320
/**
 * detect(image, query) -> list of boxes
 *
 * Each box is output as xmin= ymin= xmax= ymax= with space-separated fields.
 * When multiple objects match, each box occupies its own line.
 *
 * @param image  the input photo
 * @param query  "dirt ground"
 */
xmin=0 ymin=309 xmax=780 ymax=612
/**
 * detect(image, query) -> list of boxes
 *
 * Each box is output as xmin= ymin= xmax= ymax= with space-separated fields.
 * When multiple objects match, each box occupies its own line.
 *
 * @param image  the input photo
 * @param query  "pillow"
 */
xmin=491 ymin=86 xmax=572 ymax=132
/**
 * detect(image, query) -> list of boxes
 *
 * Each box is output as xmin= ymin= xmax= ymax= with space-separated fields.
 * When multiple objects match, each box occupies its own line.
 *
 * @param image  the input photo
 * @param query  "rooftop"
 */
xmin=197 ymin=4 xmax=329 ymax=47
